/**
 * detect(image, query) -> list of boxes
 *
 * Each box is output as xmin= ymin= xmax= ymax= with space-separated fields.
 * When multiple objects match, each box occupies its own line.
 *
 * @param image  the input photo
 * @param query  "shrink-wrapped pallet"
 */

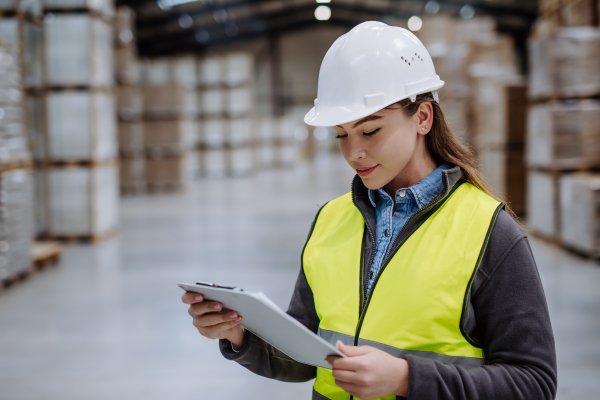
xmin=223 ymin=52 xmax=253 ymax=87
xmin=473 ymin=81 xmax=527 ymax=150
xmin=140 ymin=57 xmax=170 ymax=85
xmin=0 ymin=169 xmax=34 ymax=280
xmin=553 ymin=28 xmax=600 ymax=98
xmin=201 ymin=118 xmax=226 ymax=149
xmin=117 ymin=121 xmax=143 ymax=157
xmin=45 ymin=164 xmax=119 ymax=237
xmin=145 ymin=156 xmax=187 ymax=189
xmin=257 ymin=118 xmax=273 ymax=144
xmin=228 ymin=118 xmax=253 ymax=148
xmin=467 ymin=35 xmax=518 ymax=79
xmin=27 ymin=95 xmax=45 ymax=162
xmin=115 ymin=45 xmax=139 ymax=85
xmin=257 ymin=143 xmax=275 ymax=169
xmin=114 ymin=6 xmax=135 ymax=47
xmin=45 ymin=90 xmax=117 ymax=161
xmin=527 ymin=170 xmax=557 ymax=238
xmin=432 ymin=48 xmax=469 ymax=99
xmin=45 ymin=14 xmax=113 ymax=87
xmin=200 ymin=88 xmax=224 ymax=117
xmin=527 ymin=100 xmax=600 ymax=170
xmin=416 ymin=15 xmax=457 ymax=49
xmin=202 ymin=148 xmax=227 ymax=178
xmin=0 ymin=0 xmax=41 ymax=15
xmin=478 ymin=148 xmax=526 ymax=216
xmin=142 ymin=85 xmax=196 ymax=119
xmin=199 ymin=56 xmax=222 ymax=87
xmin=225 ymin=86 xmax=253 ymax=117
xmin=229 ymin=147 xmax=253 ymax=177
xmin=560 ymin=173 xmax=600 ymax=257
xmin=34 ymin=169 xmax=47 ymax=235
xmin=528 ymin=34 xmax=554 ymax=100
xmin=0 ymin=18 xmax=43 ymax=88
xmin=143 ymin=119 xmax=195 ymax=156
xmin=171 ymin=55 xmax=197 ymax=88
xmin=116 ymin=85 xmax=142 ymax=120
xmin=120 ymin=157 xmax=144 ymax=193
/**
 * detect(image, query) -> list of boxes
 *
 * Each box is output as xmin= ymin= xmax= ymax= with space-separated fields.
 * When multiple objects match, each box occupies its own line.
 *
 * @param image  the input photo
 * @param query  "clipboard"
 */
xmin=179 ymin=281 xmax=346 ymax=369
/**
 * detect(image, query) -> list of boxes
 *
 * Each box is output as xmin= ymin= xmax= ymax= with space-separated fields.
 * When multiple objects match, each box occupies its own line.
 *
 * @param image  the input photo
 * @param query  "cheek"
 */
xmin=376 ymin=127 xmax=417 ymax=165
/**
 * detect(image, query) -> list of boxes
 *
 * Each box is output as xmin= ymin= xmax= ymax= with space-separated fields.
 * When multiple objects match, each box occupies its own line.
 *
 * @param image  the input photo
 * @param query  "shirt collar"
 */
xmin=368 ymin=161 xmax=454 ymax=209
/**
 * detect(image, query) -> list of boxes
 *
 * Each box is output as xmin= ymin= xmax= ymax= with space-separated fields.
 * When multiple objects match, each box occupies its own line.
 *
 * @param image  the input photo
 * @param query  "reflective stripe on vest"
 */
xmin=303 ymin=183 xmax=502 ymax=400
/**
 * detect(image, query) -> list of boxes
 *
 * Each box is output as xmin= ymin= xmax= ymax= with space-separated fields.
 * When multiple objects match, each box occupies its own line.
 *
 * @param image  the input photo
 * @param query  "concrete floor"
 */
xmin=0 ymin=155 xmax=598 ymax=400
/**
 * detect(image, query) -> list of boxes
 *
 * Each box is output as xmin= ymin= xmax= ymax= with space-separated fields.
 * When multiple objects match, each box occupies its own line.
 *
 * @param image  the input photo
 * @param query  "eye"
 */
xmin=335 ymin=133 xmax=348 ymax=139
xmin=363 ymin=128 xmax=380 ymax=136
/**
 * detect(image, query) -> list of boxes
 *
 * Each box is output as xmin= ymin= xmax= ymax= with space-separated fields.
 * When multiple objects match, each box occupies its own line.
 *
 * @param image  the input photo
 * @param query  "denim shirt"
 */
xmin=366 ymin=162 xmax=454 ymax=295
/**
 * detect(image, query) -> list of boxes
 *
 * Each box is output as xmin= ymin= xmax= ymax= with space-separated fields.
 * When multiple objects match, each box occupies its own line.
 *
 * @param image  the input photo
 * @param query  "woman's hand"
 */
xmin=325 ymin=341 xmax=409 ymax=398
xmin=181 ymin=291 xmax=245 ymax=350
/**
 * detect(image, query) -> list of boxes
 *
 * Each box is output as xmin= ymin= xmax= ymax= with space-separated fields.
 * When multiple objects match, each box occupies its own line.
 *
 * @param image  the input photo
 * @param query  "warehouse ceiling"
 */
xmin=118 ymin=0 xmax=539 ymax=57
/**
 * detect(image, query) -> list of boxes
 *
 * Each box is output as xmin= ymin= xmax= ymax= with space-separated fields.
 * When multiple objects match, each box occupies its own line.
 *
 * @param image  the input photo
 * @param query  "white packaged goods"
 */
xmin=258 ymin=143 xmax=274 ymax=168
xmin=203 ymin=148 xmax=227 ymax=178
xmin=202 ymin=118 xmax=226 ymax=149
xmin=0 ymin=18 xmax=43 ymax=88
xmin=553 ymin=28 xmax=600 ymax=98
xmin=0 ymin=0 xmax=42 ymax=15
xmin=34 ymin=170 xmax=46 ymax=235
xmin=27 ymin=95 xmax=45 ymax=161
xmin=528 ymin=35 xmax=553 ymax=99
xmin=118 ymin=121 xmax=143 ymax=156
xmin=116 ymin=85 xmax=142 ymax=120
xmin=199 ymin=56 xmax=222 ymax=86
xmin=226 ymin=87 xmax=252 ymax=117
xmin=230 ymin=147 xmax=253 ymax=177
xmin=140 ymin=57 xmax=171 ymax=85
xmin=172 ymin=55 xmax=197 ymax=88
xmin=46 ymin=165 xmax=119 ymax=236
xmin=228 ymin=118 xmax=253 ymax=147
xmin=527 ymin=101 xmax=600 ymax=170
xmin=0 ymin=169 xmax=34 ymax=280
xmin=527 ymin=170 xmax=556 ymax=238
xmin=114 ymin=6 xmax=135 ymax=47
xmin=478 ymin=148 xmax=525 ymax=216
xmin=115 ymin=46 xmax=140 ymax=85
xmin=560 ymin=173 xmax=600 ymax=257
xmin=467 ymin=36 xmax=518 ymax=79
xmin=201 ymin=89 xmax=224 ymax=116
xmin=44 ymin=0 xmax=113 ymax=13
xmin=142 ymin=85 xmax=195 ymax=119
xmin=45 ymin=14 xmax=113 ymax=87
xmin=143 ymin=119 xmax=194 ymax=156
xmin=432 ymin=50 xmax=469 ymax=99
xmin=145 ymin=156 xmax=187 ymax=187
xmin=257 ymin=118 xmax=273 ymax=143
xmin=224 ymin=52 xmax=253 ymax=87
xmin=46 ymin=91 xmax=117 ymax=161
xmin=186 ymin=150 xmax=200 ymax=180
xmin=120 ymin=157 xmax=145 ymax=191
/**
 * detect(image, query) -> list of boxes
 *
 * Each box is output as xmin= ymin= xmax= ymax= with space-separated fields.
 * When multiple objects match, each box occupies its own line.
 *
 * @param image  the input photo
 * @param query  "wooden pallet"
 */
xmin=31 ymin=241 xmax=62 ymax=271
xmin=39 ymin=229 xmax=119 ymax=244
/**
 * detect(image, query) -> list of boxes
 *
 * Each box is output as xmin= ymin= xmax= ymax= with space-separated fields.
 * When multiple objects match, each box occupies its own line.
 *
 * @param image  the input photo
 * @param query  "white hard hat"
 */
xmin=304 ymin=21 xmax=444 ymax=127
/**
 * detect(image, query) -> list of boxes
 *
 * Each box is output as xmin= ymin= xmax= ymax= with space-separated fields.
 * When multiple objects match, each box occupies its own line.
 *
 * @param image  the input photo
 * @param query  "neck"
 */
xmin=383 ymin=137 xmax=438 ymax=196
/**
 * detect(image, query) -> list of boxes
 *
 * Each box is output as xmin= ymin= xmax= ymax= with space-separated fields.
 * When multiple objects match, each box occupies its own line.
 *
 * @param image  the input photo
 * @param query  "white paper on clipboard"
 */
xmin=178 ymin=282 xmax=345 ymax=369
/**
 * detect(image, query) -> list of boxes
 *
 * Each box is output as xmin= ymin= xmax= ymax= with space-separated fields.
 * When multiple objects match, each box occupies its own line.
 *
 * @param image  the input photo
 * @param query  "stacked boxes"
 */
xmin=0 ymin=39 xmax=34 ymax=280
xmin=199 ymin=53 xmax=255 ymax=178
xmin=526 ymin=5 xmax=600 ymax=255
xmin=114 ymin=6 xmax=144 ymax=194
xmin=39 ymin=1 xmax=118 ymax=240
xmin=141 ymin=55 xmax=197 ymax=191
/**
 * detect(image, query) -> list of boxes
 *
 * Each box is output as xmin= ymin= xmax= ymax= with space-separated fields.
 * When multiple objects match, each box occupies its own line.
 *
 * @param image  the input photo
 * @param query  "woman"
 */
xmin=182 ymin=22 xmax=557 ymax=400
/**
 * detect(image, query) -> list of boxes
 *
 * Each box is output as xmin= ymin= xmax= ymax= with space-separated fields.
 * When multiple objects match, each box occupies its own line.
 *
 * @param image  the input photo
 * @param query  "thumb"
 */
xmin=336 ymin=340 xmax=373 ymax=357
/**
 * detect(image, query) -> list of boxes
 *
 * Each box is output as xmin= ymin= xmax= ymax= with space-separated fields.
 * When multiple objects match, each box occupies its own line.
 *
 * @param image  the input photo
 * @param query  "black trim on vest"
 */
xmin=300 ymin=201 xmax=329 ymax=315
xmin=459 ymin=202 xmax=506 ymax=348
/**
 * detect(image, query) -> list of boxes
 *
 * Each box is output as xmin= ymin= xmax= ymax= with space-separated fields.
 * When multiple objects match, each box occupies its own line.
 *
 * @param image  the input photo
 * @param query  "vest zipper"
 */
xmin=352 ymin=173 xmax=457 ymax=346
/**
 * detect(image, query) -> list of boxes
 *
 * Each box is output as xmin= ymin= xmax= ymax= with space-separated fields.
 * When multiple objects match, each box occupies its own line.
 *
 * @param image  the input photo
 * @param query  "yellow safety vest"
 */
xmin=303 ymin=182 xmax=503 ymax=400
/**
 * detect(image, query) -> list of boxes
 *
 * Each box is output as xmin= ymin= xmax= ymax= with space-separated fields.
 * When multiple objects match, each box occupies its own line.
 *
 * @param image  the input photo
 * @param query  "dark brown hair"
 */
xmin=394 ymin=92 xmax=517 ymax=220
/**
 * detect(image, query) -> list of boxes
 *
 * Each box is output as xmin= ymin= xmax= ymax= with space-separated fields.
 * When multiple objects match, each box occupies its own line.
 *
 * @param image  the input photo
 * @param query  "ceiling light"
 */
xmin=178 ymin=14 xmax=193 ymax=29
xmin=407 ymin=16 xmax=423 ymax=31
xmin=459 ymin=4 xmax=475 ymax=19
xmin=316 ymin=0 xmax=331 ymax=3
xmin=424 ymin=1 xmax=440 ymax=14
xmin=157 ymin=0 xmax=198 ymax=10
xmin=315 ymin=5 xmax=331 ymax=21
xmin=195 ymin=29 xmax=210 ymax=43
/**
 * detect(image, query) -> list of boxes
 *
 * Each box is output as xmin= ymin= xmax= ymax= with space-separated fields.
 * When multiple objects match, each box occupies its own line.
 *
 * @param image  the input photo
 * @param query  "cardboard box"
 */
xmin=223 ymin=52 xmax=253 ymax=87
xmin=145 ymin=156 xmax=188 ymax=188
xmin=200 ymin=88 xmax=224 ymax=116
xmin=142 ymin=85 xmax=197 ymax=119
xmin=229 ymin=147 xmax=254 ymax=177
xmin=116 ymin=85 xmax=142 ymax=120
xmin=199 ymin=56 xmax=222 ymax=87
xmin=118 ymin=121 xmax=143 ymax=157
xmin=120 ymin=156 xmax=145 ymax=192
xmin=143 ymin=119 xmax=195 ymax=156
xmin=115 ymin=45 xmax=140 ymax=85
xmin=228 ymin=118 xmax=253 ymax=148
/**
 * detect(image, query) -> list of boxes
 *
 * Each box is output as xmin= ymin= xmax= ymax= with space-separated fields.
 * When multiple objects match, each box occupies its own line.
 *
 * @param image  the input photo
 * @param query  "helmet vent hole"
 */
xmin=401 ymin=56 xmax=404 ymax=60
xmin=408 ymin=62 xmax=411 ymax=65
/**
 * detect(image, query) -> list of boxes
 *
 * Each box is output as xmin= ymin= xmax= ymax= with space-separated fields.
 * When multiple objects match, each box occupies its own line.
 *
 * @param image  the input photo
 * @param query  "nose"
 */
xmin=344 ymin=135 xmax=367 ymax=162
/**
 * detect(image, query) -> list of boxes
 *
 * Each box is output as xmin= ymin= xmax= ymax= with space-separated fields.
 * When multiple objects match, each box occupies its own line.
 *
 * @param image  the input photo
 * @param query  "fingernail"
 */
xmin=229 ymin=312 xmax=237 ymax=319
xmin=235 ymin=316 xmax=242 ymax=322
xmin=213 ymin=303 xmax=220 ymax=310
xmin=195 ymin=295 xmax=203 ymax=301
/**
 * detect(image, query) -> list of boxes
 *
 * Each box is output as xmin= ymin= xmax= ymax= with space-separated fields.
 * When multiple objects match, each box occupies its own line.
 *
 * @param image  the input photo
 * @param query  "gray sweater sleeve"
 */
xmin=405 ymin=211 xmax=558 ymax=400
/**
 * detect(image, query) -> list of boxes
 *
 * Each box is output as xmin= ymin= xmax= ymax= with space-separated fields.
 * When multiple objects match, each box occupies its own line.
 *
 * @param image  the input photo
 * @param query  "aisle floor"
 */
xmin=0 ymin=156 xmax=599 ymax=400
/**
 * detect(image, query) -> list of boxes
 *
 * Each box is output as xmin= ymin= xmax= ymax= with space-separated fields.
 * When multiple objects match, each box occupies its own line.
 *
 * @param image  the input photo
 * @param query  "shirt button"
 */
xmin=399 ymin=190 xmax=406 ymax=198
xmin=384 ymin=229 xmax=388 ymax=237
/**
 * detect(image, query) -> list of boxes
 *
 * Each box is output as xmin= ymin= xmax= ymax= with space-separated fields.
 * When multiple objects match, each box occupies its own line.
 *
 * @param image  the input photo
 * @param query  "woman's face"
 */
xmin=333 ymin=102 xmax=432 ymax=190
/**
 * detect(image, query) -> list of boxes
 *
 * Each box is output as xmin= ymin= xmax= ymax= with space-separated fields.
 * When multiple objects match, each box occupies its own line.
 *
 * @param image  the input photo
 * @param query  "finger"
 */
xmin=196 ymin=317 xmax=243 ymax=338
xmin=325 ymin=355 xmax=342 ymax=366
xmin=195 ymin=310 xmax=241 ymax=328
xmin=189 ymin=301 xmax=223 ymax=316
xmin=333 ymin=380 xmax=360 ymax=397
xmin=182 ymin=291 xmax=204 ymax=304
xmin=336 ymin=341 xmax=374 ymax=357
xmin=331 ymin=369 xmax=360 ymax=384
xmin=328 ymin=354 xmax=366 ymax=371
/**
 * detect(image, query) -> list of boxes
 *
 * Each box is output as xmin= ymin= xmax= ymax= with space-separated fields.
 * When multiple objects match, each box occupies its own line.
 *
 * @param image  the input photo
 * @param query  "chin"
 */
xmin=359 ymin=174 xmax=385 ymax=190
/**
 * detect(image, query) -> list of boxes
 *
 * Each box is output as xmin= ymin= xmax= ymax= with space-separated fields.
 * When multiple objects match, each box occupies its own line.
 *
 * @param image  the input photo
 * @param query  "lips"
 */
xmin=356 ymin=165 xmax=378 ymax=177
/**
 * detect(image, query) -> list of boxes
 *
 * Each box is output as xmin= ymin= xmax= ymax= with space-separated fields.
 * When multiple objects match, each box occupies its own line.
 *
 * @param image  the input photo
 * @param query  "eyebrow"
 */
xmin=336 ymin=115 xmax=383 ymax=129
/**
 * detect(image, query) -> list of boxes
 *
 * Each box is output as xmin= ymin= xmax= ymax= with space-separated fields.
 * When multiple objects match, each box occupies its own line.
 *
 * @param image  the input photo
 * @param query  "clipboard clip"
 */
xmin=196 ymin=281 xmax=244 ymax=292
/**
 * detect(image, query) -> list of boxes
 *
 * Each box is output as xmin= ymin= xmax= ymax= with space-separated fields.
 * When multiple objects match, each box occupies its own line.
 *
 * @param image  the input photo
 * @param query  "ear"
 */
xmin=416 ymin=102 xmax=434 ymax=135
